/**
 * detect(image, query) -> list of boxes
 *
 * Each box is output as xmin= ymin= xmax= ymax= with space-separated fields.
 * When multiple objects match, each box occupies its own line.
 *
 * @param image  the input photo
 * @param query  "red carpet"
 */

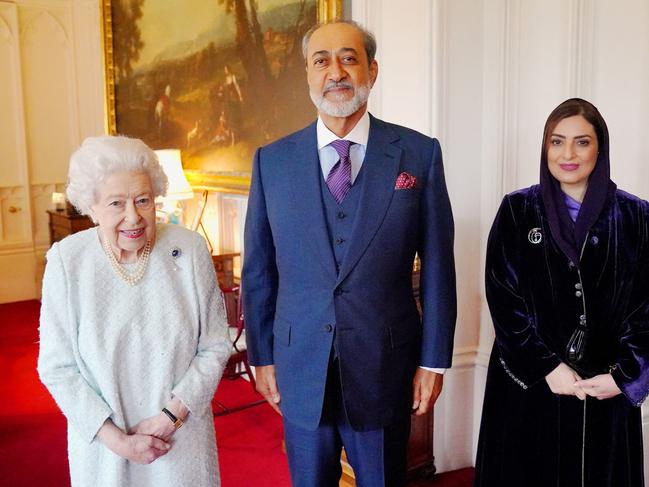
xmin=1 ymin=300 xmax=473 ymax=486
xmin=0 ymin=300 xmax=290 ymax=487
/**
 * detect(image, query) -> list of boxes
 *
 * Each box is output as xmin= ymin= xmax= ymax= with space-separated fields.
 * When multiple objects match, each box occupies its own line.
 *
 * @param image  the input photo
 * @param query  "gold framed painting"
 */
xmin=102 ymin=0 xmax=343 ymax=193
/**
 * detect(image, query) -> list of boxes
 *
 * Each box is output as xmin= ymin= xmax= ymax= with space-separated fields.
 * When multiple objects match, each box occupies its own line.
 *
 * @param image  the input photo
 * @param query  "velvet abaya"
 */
xmin=474 ymin=185 xmax=649 ymax=487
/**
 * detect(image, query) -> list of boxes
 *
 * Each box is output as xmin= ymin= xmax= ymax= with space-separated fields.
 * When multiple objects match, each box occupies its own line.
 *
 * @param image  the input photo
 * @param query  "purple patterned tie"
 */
xmin=326 ymin=139 xmax=353 ymax=204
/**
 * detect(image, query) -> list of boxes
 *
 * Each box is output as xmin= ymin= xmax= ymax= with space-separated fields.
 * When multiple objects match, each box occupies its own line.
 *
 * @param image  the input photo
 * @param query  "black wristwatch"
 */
xmin=161 ymin=407 xmax=184 ymax=429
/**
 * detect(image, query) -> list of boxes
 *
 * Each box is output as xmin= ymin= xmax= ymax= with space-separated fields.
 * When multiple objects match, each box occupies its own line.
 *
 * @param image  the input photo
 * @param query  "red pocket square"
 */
xmin=395 ymin=172 xmax=417 ymax=190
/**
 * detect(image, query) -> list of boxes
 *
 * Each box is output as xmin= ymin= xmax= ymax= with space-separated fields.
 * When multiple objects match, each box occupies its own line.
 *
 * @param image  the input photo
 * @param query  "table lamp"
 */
xmin=155 ymin=149 xmax=193 ymax=225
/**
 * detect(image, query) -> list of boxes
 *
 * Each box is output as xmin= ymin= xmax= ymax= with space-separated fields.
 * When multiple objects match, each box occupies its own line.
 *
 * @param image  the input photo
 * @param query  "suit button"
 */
xmin=575 ymin=283 xmax=582 ymax=290
xmin=575 ymin=290 xmax=583 ymax=297
xmin=325 ymin=324 xmax=333 ymax=332
xmin=334 ymin=288 xmax=343 ymax=296
xmin=335 ymin=237 xmax=345 ymax=244
xmin=337 ymin=211 xmax=346 ymax=219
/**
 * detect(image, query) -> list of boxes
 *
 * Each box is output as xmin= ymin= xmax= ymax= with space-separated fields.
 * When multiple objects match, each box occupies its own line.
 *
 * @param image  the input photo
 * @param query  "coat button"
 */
xmin=335 ymin=237 xmax=345 ymax=244
xmin=575 ymin=290 xmax=583 ymax=297
xmin=591 ymin=236 xmax=599 ymax=245
xmin=334 ymin=288 xmax=343 ymax=296
xmin=575 ymin=283 xmax=582 ymax=290
xmin=324 ymin=324 xmax=333 ymax=332
xmin=337 ymin=211 xmax=346 ymax=219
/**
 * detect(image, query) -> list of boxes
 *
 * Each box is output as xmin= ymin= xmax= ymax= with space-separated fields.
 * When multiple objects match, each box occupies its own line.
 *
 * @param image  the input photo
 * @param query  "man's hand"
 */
xmin=575 ymin=374 xmax=621 ymax=400
xmin=255 ymin=365 xmax=282 ymax=415
xmin=545 ymin=363 xmax=585 ymax=400
xmin=412 ymin=369 xmax=443 ymax=416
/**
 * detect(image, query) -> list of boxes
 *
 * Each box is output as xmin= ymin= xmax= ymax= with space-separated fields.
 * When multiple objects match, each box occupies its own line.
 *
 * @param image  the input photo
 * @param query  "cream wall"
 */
xmin=1 ymin=0 xmax=647 ymax=479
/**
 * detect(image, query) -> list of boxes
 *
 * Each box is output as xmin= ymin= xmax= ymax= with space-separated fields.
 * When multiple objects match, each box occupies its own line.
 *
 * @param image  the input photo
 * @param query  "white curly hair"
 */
xmin=66 ymin=135 xmax=168 ymax=218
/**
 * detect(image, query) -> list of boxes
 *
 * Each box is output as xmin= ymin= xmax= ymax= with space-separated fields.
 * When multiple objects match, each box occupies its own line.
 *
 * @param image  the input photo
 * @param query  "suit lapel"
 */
xmin=287 ymin=123 xmax=338 ymax=280
xmin=336 ymin=116 xmax=402 ymax=285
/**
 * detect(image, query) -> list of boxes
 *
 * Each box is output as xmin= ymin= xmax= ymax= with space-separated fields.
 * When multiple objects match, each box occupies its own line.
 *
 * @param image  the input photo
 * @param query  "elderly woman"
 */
xmin=475 ymin=98 xmax=649 ymax=486
xmin=38 ymin=135 xmax=231 ymax=486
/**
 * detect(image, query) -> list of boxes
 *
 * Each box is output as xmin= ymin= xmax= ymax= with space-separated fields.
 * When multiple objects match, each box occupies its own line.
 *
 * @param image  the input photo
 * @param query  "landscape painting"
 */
xmin=103 ymin=0 xmax=340 ymax=188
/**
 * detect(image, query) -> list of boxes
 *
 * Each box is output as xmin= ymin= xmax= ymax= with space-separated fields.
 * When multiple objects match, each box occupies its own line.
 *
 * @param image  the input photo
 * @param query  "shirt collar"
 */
xmin=316 ymin=110 xmax=370 ymax=150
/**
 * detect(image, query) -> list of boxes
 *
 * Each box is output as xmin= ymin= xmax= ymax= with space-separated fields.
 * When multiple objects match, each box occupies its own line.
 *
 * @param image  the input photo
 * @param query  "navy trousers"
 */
xmin=283 ymin=359 xmax=411 ymax=487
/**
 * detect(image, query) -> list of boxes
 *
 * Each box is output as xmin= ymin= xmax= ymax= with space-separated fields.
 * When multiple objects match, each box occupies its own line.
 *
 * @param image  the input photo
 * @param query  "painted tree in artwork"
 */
xmin=111 ymin=0 xmax=148 ymax=138
xmin=111 ymin=0 xmax=145 ymax=83
xmin=218 ymin=0 xmax=272 ymax=92
xmin=217 ymin=0 xmax=312 ymax=137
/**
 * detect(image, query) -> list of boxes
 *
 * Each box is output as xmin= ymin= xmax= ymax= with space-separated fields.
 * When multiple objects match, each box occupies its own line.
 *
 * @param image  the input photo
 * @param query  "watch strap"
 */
xmin=161 ymin=407 xmax=184 ymax=429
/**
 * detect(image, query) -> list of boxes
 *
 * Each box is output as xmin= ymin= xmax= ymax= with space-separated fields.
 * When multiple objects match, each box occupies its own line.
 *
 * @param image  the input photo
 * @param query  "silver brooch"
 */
xmin=528 ymin=228 xmax=542 ymax=244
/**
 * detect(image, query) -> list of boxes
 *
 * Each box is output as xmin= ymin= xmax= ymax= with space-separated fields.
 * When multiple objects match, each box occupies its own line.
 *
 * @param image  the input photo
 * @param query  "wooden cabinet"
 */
xmin=211 ymin=252 xmax=240 ymax=288
xmin=47 ymin=210 xmax=94 ymax=244
xmin=406 ymin=410 xmax=436 ymax=477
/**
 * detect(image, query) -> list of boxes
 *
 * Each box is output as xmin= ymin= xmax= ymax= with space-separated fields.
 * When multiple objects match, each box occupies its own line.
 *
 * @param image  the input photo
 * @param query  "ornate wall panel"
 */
xmin=0 ymin=0 xmax=99 ymax=303
xmin=20 ymin=6 xmax=77 ymax=185
xmin=0 ymin=7 xmax=25 ymax=188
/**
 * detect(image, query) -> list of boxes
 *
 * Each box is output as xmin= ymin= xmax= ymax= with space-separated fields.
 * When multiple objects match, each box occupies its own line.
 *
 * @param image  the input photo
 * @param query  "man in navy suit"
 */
xmin=242 ymin=20 xmax=456 ymax=486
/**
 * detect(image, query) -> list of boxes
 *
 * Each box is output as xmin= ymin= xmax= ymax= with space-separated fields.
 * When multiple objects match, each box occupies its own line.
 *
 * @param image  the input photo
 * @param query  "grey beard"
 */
xmin=310 ymin=83 xmax=371 ymax=118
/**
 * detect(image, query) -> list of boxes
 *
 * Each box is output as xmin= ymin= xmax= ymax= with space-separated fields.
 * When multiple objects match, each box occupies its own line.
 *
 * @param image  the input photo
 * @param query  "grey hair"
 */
xmin=302 ymin=20 xmax=377 ymax=65
xmin=66 ymin=135 xmax=168 ymax=218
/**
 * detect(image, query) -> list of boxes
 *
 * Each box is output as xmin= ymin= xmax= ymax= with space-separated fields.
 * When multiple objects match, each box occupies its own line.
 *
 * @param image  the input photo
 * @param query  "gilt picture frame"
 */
xmin=102 ymin=0 xmax=343 ymax=193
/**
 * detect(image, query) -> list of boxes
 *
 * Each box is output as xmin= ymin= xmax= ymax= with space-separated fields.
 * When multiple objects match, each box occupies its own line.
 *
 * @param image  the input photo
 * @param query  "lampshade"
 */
xmin=155 ymin=149 xmax=193 ymax=201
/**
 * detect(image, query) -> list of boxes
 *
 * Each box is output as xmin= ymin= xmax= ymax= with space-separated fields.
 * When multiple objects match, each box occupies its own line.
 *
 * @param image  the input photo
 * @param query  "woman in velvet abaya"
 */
xmin=474 ymin=98 xmax=649 ymax=487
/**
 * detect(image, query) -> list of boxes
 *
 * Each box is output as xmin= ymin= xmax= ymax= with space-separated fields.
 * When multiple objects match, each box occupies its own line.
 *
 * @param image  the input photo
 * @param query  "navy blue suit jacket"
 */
xmin=242 ymin=114 xmax=456 ymax=431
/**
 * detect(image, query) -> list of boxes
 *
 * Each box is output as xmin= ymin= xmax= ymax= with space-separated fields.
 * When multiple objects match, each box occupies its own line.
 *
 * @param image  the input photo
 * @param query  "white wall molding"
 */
xmin=0 ymin=15 xmax=13 ymax=41
xmin=21 ymin=11 xmax=69 ymax=47
xmin=476 ymin=0 xmax=507 ymax=419
xmin=567 ymin=0 xmax=595 ymax=97
xmin=361 ymin=0 xmax=383 ymax=118
xmin=500 ymin=0 xmax=521 ymax=193
xmin=452 ymin=345 xmax=479 ymax=370
xmin=72 ymin=0 xmax=104 ymax=138
xmin=429 ymin=0 xmax=447 ymax=141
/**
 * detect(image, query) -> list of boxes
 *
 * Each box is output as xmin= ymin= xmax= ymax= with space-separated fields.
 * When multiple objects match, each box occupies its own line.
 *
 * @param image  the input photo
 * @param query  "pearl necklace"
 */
xmin=102 ymin=238 xmax=152 ymax=286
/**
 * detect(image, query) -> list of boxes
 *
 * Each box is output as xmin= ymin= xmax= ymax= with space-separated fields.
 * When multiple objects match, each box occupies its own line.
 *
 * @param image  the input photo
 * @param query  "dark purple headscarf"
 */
xmin=539 ymin=98 xmax=617 ymax=265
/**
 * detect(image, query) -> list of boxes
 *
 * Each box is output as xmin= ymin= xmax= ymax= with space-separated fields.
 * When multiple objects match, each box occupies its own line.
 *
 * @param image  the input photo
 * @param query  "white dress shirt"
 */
xmin=317 ymin=111 xmax=369 ymax=183
xmin=315 ymin=111 xmax=446 ymax=375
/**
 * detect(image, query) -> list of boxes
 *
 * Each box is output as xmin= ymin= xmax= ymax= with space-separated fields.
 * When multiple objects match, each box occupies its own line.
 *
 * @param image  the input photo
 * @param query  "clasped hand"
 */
xmin=97 ymin=418 xmax=173 ymax=465
xmin=129 ymin=413 xmax=178 ymax=441
xmin=545 ymin=363 xmax=621 ymax=400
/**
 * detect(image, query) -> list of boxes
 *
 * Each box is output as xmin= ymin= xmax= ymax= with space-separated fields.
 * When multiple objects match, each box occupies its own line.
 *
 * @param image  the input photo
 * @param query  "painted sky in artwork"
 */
xmin=136 ymin=0 xmax=300 ymax=70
